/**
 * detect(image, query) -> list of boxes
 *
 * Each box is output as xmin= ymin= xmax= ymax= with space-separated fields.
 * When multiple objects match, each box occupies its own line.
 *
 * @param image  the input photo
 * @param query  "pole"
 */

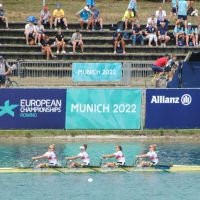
xmin=43 ymin=0 xmax=46 ymax=6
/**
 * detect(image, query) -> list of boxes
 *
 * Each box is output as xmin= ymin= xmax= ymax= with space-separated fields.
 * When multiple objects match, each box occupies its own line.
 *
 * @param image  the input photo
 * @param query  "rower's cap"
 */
xmin=80 ymin=146 xmax=85 ymax=150
xmin=49 ymin=144 xmax=55 ymax=149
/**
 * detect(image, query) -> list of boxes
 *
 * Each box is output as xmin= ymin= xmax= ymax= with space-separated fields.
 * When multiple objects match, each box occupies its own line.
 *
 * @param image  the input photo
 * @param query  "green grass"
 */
xmin=2 ymin=0 xmax=200 ymax=24
xmin=0 ymin=129 xmax=200 ymax=138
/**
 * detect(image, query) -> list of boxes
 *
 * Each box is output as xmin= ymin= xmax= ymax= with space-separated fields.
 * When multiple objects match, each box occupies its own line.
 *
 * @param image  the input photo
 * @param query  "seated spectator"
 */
xmin=113 ymin=29 xmax=126 ymax=54
xmin=122 ymin=7 xmax=135 ymax=30
xmin=77 ymin=6 xmax=94 ymax=30
xmin=24 ymin=21 xmax=36 ymax=45
xmin=145 ymin=22 xmax=158 ymax=47
xmin=70 ymin=29 xmax=84 ymax=53
xmin=128 ymin=0 xmax=139 ymax=19
xmin=35 ymin=20 xmax=45 ymax=45
xmin=185 ymin=23 xmax=195 ymax=46
xmin=90 ymin=6 xmax=103 ymax=31
xmin=40 ymin=6 xmax=52 ymax=29
xmin=53 ymin=3 xmax=68 ymax=30
xmin=86 ymin=0 xmax=95 ymax=8
xmin=177 ymin=0 xmax=188 ymax=28
xmin=173 ymin=22 xmax=185 ymax=46
xmin=130 ymin=22 xmax=144 ymax=46
xmin=195 ymin=24 xmax=200 ymax=46
xmin=55 ymin=29 xmax=66 ymax=53
xmin=155 ymin=7 xmax=168 ymax=29
xmin=169 ymin=0 xmax=178 ymax=21
xmin=158 ymin=21 xmax=170 ymax=47
xmin=41 ymin=36 xmax=56 ymax=60
xmin=147 ymin=14 xmax=157 ymax=28
xmin=188 ymin=0 xmax=194 ymax=7
xmin=0 ymin=4 xmax=8 ymax=29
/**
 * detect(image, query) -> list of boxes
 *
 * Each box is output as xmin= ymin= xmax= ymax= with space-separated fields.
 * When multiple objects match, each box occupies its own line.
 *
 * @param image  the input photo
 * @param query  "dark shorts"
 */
xmin=178 ymin=15 xmax=187 ymax=20
xmin=164 ymin=66 xmax=171 ymax=72
xmin=171 ymin=7 xmax=177 ymax=13
xmin=0 ymin=75 xmax=6 ymax=84
xmin=28 ymin=33 xmax=34 ymax=39
xmin=151 ymin=65 xmax=164 ymax=73
xmin=117 ymin=162 xmax=125 ymax=166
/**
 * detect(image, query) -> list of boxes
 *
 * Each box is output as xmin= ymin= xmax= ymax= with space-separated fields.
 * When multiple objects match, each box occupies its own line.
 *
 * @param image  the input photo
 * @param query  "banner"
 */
xmin=65 ymin=89 xmax=142 ymax=129
xmin=72 ymin=62 xmax=122 ymax=82
xmin=146 ymin=89 xmax=200 ymax=129
xmin=0 ymin=89 xmax=66 ymax=129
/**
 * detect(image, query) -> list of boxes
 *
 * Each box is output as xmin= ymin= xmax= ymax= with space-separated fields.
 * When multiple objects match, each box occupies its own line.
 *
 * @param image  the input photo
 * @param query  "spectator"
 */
xmin=113 ymin=29 xmax=126 ymax=54
xmin=40 ymin=6 xmax=52 ymax=29
xmin=158 ymin=21 xmax=170 ymax=47
xmin=130 ymin=22 xmax=144 ymax=46
xmin=173 ymin=22 xmax=185 ymax=46
xmin=0 ymin=56 xmax=13 ymax=87
xmin=185 ymin=23 xmax=195 ymax=46
xmin=41 ymin=36 xmax=56 ymax=60
xmin=177 ymin=0 xmax=188 ymax=28
xmin=128 ymin=0 xmax=139 ymax=19
xmin=55 ymin=29 xmax=66 ymax=53
xmin=195 ymin=24 xmax=200 ymax=46
xmin=147 ymin=14 xmax=157 ymax=28
xmin=165 ymin=54 xmax=178 ymax=81
xmin=71 ymin=29 xmax=84 ymax=53
xmin=169 ymin=0 xmax=178 ymax=21
xmin=90 ymin=6 xmax=103 ymax=31
xmin=0 ymin=4 xmax=8 ymax=29
xmin=53 ymin=3 xmax=68 ymax=30
xmin=35 ymin=20 xmax=45 ymax=46
xmin=188 ymin=0 xmax=194 ymax=7
xmin=86 ymin=0 xmax=95 ymax=8
xmin=24 ymin=21 xmax=36 ymax=45
xmin=122 ymin=7 xmax=135 ymax=30
xmin=155 ymin=7 xmax=168 ymax=28
xmin=145 ymin=22 xmax=158 ymax=47
xmin=77 ymin=6 xmax=94 ymax=30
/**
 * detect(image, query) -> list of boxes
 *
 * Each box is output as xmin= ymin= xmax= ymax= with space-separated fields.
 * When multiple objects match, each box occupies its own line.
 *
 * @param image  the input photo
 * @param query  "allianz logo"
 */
xmin=151 ymin=94 xmax=192 ymax=106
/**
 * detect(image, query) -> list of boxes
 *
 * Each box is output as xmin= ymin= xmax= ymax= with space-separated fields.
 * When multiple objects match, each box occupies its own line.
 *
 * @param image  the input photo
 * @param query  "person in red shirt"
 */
xmin=151 ymin=54 xmax=170 ymax=73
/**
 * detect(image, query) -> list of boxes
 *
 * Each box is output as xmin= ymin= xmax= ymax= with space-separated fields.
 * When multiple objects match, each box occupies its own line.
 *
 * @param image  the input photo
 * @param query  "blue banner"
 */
xmin=66 ymin=89 xmax=142 ymax=130
xmin=0 ymin=89 xmax=66 ymax=129
xmin=146 ymin=89 xmax=200 ymax=129
xmin=72 ymin=62 xmax=122 ymax=82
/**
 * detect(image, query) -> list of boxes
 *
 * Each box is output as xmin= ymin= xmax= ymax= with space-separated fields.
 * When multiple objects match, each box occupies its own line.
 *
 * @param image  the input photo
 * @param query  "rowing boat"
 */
xmin=0 ymin=165 xmax=200 ymax=173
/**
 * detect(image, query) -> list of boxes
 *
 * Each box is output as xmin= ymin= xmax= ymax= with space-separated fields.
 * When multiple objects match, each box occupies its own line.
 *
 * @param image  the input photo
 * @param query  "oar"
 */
xmin=28 ymin=160 xmax=35 ymax=168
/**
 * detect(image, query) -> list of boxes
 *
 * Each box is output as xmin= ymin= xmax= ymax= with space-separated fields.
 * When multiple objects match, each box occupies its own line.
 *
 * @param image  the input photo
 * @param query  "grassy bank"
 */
xmin=0 ymin=129 xmax=200 ymax=138
xmin=2 ymin=0 xmax=200 ymax=24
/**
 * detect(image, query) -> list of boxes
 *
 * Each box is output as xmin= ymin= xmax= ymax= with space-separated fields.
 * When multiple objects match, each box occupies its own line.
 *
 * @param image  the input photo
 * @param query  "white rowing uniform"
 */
xmin=78 ymin=151 xmax=90 ymax=165
xmin=44 ymin=151 xmax=58 ymax=166
xmin=147 ymin=151 xmax=158 ymax=165
xmin=114 ymin=151 xmax=125 ymax=165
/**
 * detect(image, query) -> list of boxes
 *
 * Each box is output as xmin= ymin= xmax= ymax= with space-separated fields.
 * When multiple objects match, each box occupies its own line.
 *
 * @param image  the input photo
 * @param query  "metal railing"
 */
xmin=9 ymin=61 xmax=153 ymax=87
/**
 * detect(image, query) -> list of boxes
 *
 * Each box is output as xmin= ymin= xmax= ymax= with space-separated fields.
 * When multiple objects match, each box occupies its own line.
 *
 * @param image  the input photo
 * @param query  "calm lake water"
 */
xmin=0 ymin=140 xmax=200 ymax=200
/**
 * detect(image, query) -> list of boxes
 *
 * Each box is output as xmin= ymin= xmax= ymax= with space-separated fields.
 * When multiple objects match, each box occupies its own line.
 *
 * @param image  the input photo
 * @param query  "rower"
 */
xmin=32 ymin=144 xmax=58 ymax=168
xmin=102 ymin=145 xmax=125 ymax=167
xmin=136 ymin=144 xmax=159 ymax=167
xmin=65 ymin=144 xmax=90 ymax=168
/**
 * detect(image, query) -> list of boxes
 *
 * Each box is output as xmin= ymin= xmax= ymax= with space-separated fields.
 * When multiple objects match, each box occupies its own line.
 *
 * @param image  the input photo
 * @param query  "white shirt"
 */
xmin=147 ymin=151 xmax=158 ymax=164
xmin=44 ymin=151 xmax=58 ymax=165
xmin=78 ymin=151 xmax=90 ymax=165
xmin=147 ymin=17 xmax=157 ymax=27
xmin=114 ymin=151 xmax=125 ymax=164
xmin=155 ymin=10 xmax=166 ymax=21
xmin=25 ymin=24 xmax=35 ymax=33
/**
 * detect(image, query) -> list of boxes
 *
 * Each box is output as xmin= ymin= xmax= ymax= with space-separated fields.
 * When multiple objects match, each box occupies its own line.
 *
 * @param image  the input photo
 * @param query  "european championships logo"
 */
xmin=0 ymin=100 xmax=19 ymax=117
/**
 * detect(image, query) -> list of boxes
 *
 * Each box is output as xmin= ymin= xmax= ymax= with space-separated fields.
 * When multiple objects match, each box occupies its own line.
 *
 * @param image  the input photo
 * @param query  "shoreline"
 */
xmin=0 ymin=130 xmax=200 ymax=142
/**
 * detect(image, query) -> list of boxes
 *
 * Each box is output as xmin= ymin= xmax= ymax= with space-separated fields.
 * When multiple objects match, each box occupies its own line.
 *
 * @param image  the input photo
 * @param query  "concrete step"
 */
xmin=0 ymin=44 xmax=194 ymax=54
xmin=0 ymin=51 xmax=186 ymax=61
xmin=3 ymin=22 xmax=178 ymax=30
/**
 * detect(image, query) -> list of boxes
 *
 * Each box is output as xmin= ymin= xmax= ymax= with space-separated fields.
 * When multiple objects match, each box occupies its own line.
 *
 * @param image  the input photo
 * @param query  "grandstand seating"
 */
xmin=0 ymin=22 xmax=197 ymax=62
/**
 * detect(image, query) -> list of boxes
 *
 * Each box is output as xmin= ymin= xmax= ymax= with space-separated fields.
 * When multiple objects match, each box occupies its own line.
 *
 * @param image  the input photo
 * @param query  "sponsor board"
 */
xmin=72 ymin=62 xmax=122 ymax=82
xmin=0 ymin=89 xmax=66 ymax=129
xmin=65 ymin=89 xmax=142 ymax=129
xmin=146 ymin=89 xmax=200 ymax=129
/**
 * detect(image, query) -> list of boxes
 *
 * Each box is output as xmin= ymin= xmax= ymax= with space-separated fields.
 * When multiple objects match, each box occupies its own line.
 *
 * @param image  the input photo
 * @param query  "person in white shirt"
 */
xmin=35 ymin=20 xmax=45 ymax=45
xmin=32 ymin=144 xmax=58 ymax=168
xmin=136 ymin=144 xmax=159 ymax=167
xmin=102 ymin=145 xmax=125 ymax=167
xmin=24 ymin=21 xmax=36 ymax=45
xmin=155 ymin=7 xmax=168 ymax=27
xmin=65 ymin=144 xmax=90 ymax=167
xmin=147 ymin=14 xmax=157 ymax=28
